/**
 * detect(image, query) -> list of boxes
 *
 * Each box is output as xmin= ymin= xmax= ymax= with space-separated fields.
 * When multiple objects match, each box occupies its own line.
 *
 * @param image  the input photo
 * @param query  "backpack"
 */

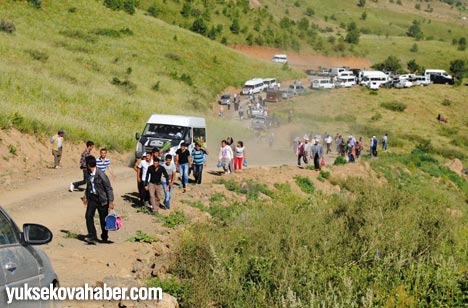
xmin=105 ymin=210 xmax=122 ymax=231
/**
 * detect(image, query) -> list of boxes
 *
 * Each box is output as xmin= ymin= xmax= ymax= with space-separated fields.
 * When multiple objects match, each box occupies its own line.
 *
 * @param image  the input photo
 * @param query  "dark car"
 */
xmin=218 ymin=94 xmax=231 ymax=105
xmin=265 ymin=89 xmax=282 ymax=103
xmin=430 ymin=75 xmax=454 ymax=85
xmin=0 ymin=206 xmax=59 ymax=307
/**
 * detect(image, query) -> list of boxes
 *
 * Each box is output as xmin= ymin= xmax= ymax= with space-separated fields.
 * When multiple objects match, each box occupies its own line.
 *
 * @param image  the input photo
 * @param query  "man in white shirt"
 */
xmin=134 ymin=152 xmax=152 ymax=207
xmin=50 ymin=129 xmax=64 ymax=168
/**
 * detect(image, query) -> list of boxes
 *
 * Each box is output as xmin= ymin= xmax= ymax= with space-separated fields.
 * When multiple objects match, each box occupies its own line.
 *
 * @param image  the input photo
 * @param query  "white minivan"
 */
xmin=135 ymin=114 xmax=207 ymax=158
xmin=311 ymin=78 xmax=335 ymax=89
xmin=242 ymin=78 xmax=264 ymax=95
xmin=272 ymin=54 xmax=288 ymax=64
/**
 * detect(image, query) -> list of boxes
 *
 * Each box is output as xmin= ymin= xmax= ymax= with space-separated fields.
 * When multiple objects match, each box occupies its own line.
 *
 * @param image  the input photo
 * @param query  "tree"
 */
xmin=449 ymin=59 xmax=467 ymax=85
xmin=230 ymin=18 xmax=240 ymax=34
xmin=180 ymin=2 xmax=191 ymax=17
xmin=358 ymin=0 xmax=366 ymax=7
xmin=191 ymin=18 xmax=207 ymax=35
xmin=407 ymin=20 xmax=423 ymax=40
xmin=372 ymin=55 xmax=403 ymax=73
xmin=361 ymin=11 xmax=367 ymax=20
xmin=407 ymin=59 xmax=424 ymax=74
xmin=458 ymin=37 xmax=466 ymax=51
xmin=345 ymin=21 xmax=360 ymax=44
xmin=410 ymin=43 xmax=418 ymax=53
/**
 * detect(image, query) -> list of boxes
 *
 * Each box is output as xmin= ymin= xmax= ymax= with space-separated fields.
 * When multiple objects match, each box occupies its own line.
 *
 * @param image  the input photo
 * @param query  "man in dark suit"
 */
xmin=81 ymin=155 xmax=114 ymax=243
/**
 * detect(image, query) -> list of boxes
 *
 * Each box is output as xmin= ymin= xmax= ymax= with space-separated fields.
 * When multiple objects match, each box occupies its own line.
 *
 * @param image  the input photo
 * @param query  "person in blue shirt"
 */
xmin=191 ymin=143 xmax=208 ymax=184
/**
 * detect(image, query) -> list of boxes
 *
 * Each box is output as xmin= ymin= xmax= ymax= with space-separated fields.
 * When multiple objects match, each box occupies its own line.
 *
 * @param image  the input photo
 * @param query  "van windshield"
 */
xmin=142 ymin=124 xmax=190 ymax=141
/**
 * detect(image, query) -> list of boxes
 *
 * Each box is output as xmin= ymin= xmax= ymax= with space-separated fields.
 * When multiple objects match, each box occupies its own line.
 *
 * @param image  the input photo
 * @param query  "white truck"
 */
xmin=135 ymin=114 xmax=206 ymax=158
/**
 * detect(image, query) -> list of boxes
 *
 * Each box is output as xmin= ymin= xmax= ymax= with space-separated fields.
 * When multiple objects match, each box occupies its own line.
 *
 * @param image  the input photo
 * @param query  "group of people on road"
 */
xmin=133 ymin=141 xmax=209 ymax=213
xmin=294 ymin=132 xmax=389 ymax=168
xmin=295 ymin=137 xmax=324 ymax=171
xmin=218 ymin=137 xmax=247 ymax=174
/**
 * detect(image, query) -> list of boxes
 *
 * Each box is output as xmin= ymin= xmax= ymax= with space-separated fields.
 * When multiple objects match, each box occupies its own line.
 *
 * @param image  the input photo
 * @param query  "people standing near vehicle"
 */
xmin=324 ymin=133 xmax=333 ymax=154
xmin=227 ymin=97 xmax=231 ymax=111
xmin=135 ymin=152 xmax=152 ymax=207
xmin=234 ymin=141 xmax=247 ymax=172
xmin=296 ymin=139 xmax=304 ymax=167
xmin=218 ymin=139 xmax=233 ymax=174
xmin=310 ymin=139 xmax=323 ymax=171
xmin=161 ymin=155 xmax=176 ymax=209
xmin=191 ymin=142 xmax=208 ymax=184
xmin=50 ymin=129 xmax=64 ymax=169
xmin=382 ymin=133 xmax=388 ymax=151
xmin=70 ymin=141 xmax=94 ymax=192
xmin=81 ymin=155 xmax=114 ymax=243
xmin=176 ymin=143 xmax=191 ymax=193
xmin=96 ymin=148 xmax=115 ymax=180
xmin=145 ymin=158 xmax=169 ymax=212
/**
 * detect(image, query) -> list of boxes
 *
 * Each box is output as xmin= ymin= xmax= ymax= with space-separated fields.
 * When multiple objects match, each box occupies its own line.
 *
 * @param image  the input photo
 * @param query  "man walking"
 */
xmin=382 ymin=133 xmax=388 ymax=151
xmin=96 ymin=148 xmax=115 ymax=180
xmin=145 ymin=158 xmax=169 ymax=212
xmin=191 ymin=143 xmax=208 ymax=184
xmin=371 ymin=136 xmax=379 ymax=157
xmin=135 ymin=152 xmax=152 ymax=207
xmin=175 ymin=143 xmax=191 ymax=192
xmin=50 ymin=129 xmax=64 ymax=169
xmin=70 ymin=141 xmax=94 ymax=192
xmin=310 ymin=139 xmax=323 ymax=171
xmin=81 ymin=155 xmax=114 ymax=243
xmin=324 ymin=133 xmax=332 ymax=154
xmin=161 ymin=154 xmax=176 ymax=210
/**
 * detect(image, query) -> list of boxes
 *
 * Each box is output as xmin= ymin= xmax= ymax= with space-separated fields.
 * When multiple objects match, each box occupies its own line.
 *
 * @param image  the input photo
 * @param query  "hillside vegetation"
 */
xmin=0 ymin=0 xmax=301 ymax=150
xmin=138 ymin=0 xmax=468 ymax=68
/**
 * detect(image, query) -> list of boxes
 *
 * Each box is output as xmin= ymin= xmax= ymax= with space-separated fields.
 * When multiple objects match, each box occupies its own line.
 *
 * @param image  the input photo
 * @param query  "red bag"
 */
xmin=321 ymin=158 xmax=326 ymax=166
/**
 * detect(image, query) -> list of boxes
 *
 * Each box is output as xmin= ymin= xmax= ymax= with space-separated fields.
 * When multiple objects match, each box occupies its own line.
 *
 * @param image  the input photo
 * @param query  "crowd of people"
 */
xmin=294 ymin=133 xmax=389 ymax=168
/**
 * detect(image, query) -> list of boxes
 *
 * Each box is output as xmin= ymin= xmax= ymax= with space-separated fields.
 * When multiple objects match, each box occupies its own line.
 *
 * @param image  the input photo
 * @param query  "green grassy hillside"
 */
xmin=0 ymin=0 xmax=302 ymax=150
xmin=138 ymin=0 xmax=468 ymax=68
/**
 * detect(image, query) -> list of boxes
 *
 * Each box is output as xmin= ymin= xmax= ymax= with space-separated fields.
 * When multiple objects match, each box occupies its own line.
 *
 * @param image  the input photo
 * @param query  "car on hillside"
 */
xmin=218 ymin=94 xmax=231 ymax=105
xmin=394 ymin=79 xmax=413 ymax=88
xmin=0 ymin=206 xmax=59 ymax=307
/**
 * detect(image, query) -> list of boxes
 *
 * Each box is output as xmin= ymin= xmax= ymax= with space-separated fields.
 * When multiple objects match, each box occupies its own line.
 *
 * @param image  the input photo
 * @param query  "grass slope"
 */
xmin=0 ymin=0 xmax=302 ymax=150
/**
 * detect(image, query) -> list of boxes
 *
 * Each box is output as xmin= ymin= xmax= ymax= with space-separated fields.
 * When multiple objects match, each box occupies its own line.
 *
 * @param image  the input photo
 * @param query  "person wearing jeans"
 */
xmin=191 ymin=143 xmax=208 ymax=184
xmin=161 ymin=154 xmax=176 ymax=209
xmin=175 ymin=143 xmax=192 ymax=193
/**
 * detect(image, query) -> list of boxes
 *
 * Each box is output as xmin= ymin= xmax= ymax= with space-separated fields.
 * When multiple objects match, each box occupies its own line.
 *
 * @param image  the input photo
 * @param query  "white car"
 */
xmin=368 ymin=81 xmax=380 ymax=90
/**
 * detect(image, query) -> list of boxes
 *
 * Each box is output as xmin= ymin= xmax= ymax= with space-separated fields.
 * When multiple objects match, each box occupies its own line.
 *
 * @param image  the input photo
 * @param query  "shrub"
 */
xmin=165 ymin=53 xmax=181 ymax=61
xmin=380 ymin=101 xmax=407 ymax=112
xmin=442 ymin=99 xmax=453 ymax=106
xmin=8 ymin=145 xmax=17 ymax=155
xmin=371 ymin=112 xmax=382 ymax=121
xmin=161 ymin=211 xmax=188 ymax=228
xmin=294 ymin=176 xmax=315 ymax=194
xmin=28 ymin=0 xmax=41 ymax=9
xmin=147 ymin=5 xmax=160 ymax=17
xmin=59 ymin=30 xmax=97 ymax=43
xmin=103 ymin=0 xmax=136 ymax=15
xmin=151 ymin=81 xmax=160 ymax=92
xmin=110 ymin=77 xmax=137 ymax=94
xmin=68 ymin=7 xmax=77 ymax=13
xmin=169 ymin=72 xmax=193 ymax=86
xmin=333 ymin=156 xmax=347 ymax=165
xmin=128 ymin=230 xmax=158 ymax=243
xmin=26 ymin=49 xmax=49 ymax=62
xmin=0 ymin=19 xmax=16 ymax=33
xmin=90 ymin=28 xmax=133 ymax=38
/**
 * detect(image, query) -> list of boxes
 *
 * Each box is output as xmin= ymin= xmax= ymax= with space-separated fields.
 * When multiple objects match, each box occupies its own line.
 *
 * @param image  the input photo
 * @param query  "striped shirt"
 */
xmin=191 ymin=149 xmax=206 ymax=165
xmin=96 ymin=157 xmax=111 ymax=173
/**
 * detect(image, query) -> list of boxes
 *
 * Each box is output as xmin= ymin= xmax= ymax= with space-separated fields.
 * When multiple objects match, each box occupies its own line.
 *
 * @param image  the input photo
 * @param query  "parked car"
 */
xmin=280 ymin=88 xmax=295 ymax=99
xmin=288 ymin=83 xmax=306 ymax=95
xmin=431 ymin=74 xmax=455 ymax=85
xmin=0 ymin=206 xmax=59 ymax=307
xmin=218 ymin=94 xmax=231 ymax=105
xmin=265 ymin=89 xmax=282 ymax=103
xmin=251 ymin=115 xmax=271 ymax=130
xmin=413 ymin=75 xmax=431 ymax=86
xmin=394 ymin=79 xmax=413 ymax=88
xmin=311 ymin=78 xmax=335 ymax=89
